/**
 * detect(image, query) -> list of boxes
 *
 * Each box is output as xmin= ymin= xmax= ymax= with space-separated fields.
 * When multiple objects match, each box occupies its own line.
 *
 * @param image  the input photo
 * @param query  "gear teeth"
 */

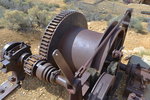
xmin=39 ymin=10 xmax=76 ymax=59
xmin=40 ymin=44 xmax=48 ymax=49
xmin=48 ymin=25 xmax=56 ymax=29
xmin=41 ymin=42 xmax=48 ymax=46
xmin=52 ymin=19 xmax=60 ymax=23
xmin=42 ymin=38 xmax=50 ymax=43
xmin=24 ymin=55 xmax=43 ymax=76
xmin=50 ymin=22 xmax=58 ymax=26
xmin=46 ymin=28 xmax=55 ymax=32
xmin=24 ymin=55 xmax=58 ymax=83
xmin=40 ymin=48 xmax=47 ymax=53
xmin=39 ymin=51 xmax=47 ymax=57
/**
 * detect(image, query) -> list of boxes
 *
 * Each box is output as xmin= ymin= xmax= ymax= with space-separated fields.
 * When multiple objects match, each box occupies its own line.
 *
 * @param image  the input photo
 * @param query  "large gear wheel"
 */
xmin=39 ymin=10 xmax=128 ymax=73
xmin=39 ymin=10 xmax=87 ymax=66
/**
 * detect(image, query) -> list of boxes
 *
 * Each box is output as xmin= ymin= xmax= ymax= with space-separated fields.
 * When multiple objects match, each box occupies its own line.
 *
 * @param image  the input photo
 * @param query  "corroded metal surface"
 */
xmin=24 ymin=55 xmax=44 ymax=76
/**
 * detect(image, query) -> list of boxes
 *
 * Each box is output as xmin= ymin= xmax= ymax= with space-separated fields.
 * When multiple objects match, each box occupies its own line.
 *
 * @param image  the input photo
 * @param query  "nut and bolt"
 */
xmin=0 ymin=89 xmax=5 ymax=93
xmin=8 ymin=77 xmax=16 ymax=82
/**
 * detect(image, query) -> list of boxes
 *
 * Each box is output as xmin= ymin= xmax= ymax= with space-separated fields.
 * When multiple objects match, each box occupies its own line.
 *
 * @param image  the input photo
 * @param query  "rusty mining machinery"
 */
xmin=0 ymin=8 xmax=150 ymax=100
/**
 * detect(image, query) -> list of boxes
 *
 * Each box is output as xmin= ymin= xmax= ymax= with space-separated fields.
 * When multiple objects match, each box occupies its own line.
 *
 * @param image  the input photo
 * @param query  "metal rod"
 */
xmin=55 ymin=75 xmax=68 ymax=89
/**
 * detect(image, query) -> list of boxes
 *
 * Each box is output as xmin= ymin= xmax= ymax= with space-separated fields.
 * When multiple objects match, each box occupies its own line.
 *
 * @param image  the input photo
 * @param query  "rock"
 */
xmin=143 ymin=55 xmax=150 ymax=61
xmin=122 ymin=49 xmax=127 ymax=52
xmin=142 ymin=55 xmax=150 ymax=66
xmin=22 ymin=91 xmax=26 ymax=95
xmin=122 ymin=49 xmax=133 ymax=55
xmin=133 ymin=46 xmax=146 ymax=53
xmin=128 ymin=50 xmax=133 ymax=53
xmin=87 ymin=22 xmax=91 ymax=25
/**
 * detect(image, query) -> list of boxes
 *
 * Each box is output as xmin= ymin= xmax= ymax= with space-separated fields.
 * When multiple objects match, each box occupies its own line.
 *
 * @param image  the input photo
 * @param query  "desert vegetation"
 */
xmin=0 ymin=0 xmax=149 ymax=33
xmin=0 ymin=0 xmax=59 ymax=31
xmin=64 ymin=0 xmax=150 ymax=33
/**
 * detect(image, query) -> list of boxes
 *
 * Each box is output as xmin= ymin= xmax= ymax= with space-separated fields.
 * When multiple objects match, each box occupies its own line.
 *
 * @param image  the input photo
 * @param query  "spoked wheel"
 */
xmin=91 ymin=22 xmax=126 ymax=73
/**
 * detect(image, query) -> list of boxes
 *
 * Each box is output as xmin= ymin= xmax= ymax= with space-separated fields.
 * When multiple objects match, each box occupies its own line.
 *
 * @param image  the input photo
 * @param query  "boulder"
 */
xmin=133 ymin=46 xmax=145 ymax=53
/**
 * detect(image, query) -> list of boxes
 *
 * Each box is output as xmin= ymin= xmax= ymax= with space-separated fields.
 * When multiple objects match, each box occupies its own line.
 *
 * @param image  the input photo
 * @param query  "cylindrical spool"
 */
xmin=39 ymin=11 xmax=104 ymax=73
xmin=59 ymin=27 xmax=103 ymax=72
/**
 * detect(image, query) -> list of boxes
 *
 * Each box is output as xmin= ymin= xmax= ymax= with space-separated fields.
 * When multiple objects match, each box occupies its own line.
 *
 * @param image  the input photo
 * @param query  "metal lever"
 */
xmin=52 ymin=49 xmax=74 ymax=85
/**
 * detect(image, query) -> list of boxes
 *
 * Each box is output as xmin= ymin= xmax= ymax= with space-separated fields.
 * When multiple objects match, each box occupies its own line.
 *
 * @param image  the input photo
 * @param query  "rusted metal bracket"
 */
xmin=0 ymin=79 xmax=20 ymax=100
xmin=0 ymin=71 xmax=21 ymax=100
xmin=0 ymin=42 xmax=31 ymax=99
xmin=127 ymin=93 xmax=144 ymax=100
xmin=69 ymin=79 xmax=83 ymax=100
xmin=88 ymin=73 xmax=115 ymax=100
xmin=53 ymin=49 xmax=92 ymax=97
xmin=119 ymin=55 xmax=150 ymax=99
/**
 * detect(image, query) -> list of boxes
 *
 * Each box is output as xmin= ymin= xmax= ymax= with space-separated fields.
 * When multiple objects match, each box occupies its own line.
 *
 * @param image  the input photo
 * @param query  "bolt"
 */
xmin=11 ymin=77 xmax=16 ymax=82
xmin=130 ymin=93 xmax=136 ymax=99
xmin=9 ymin=77 xmax=16 ymax=82
xmin=143 ymin=85 xmax=146 ymax=89
xmin=55 ymin=53 xmax=58 ymax=56
xmin=0 ymin=89 xmax=5 ymax=93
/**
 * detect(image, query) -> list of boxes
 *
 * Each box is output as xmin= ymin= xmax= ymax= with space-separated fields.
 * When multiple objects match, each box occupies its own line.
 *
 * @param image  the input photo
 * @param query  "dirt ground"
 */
xmin=0 ymin=0 xmax=150 ymax=100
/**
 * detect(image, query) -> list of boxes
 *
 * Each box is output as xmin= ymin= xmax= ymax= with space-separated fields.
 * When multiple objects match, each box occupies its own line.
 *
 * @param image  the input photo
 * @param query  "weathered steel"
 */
xmin=0 ymin=80 xmax=19 ymax=100
xmin=120 ymin=55 xmax=150 ymax=99
xmin=88 ymin=73 xmax=115 ymax=100
xmin=53 ymin=49 xmax=74 ymax=85
xmin=76 ymin=8 xmax=132 ymax=78
xmin=0 ymin=42 xmax=31 ymax=100
xmin=39 ymin=10 xmax=88 ymax=73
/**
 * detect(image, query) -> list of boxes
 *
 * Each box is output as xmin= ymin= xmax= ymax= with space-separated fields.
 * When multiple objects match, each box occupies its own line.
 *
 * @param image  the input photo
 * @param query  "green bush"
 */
xmin=2 ymin=8 xmax=55 ymax=31
xmin=0 ymin=18 xmax=5 ymax=28
xmin=137 ymin=16 xmax=149 ymax=22
xmin=36 ymin=3 xmax=59 ymax=11
xmin=130 ymin=17 xmax=143 ymax=33
xmin=0 ymin=0 xmax=16 ymax=9
xmin=3 ymin=10 xmax=30 ymax=31
xmin=0 ymin=0 xmax=59 ymax=32
xmin=28 ymin=6 xmax=53 ymax=28
xmin=65 ymin=1 xmax=112 ymax=21
xmin=0 ymin=6 xmax=6 ymax=18
xmin=0 ymin=0 xmax=33 ymax=11
xmin=63 ymin=0 xmax=72 ymax=3
xmin=16 ymin=1 xmax=33 ymax=12
xmin=0 ymin=0 xmax=59 ymax=13
xmin=108 ymin=16 xmax=121 ymax=25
